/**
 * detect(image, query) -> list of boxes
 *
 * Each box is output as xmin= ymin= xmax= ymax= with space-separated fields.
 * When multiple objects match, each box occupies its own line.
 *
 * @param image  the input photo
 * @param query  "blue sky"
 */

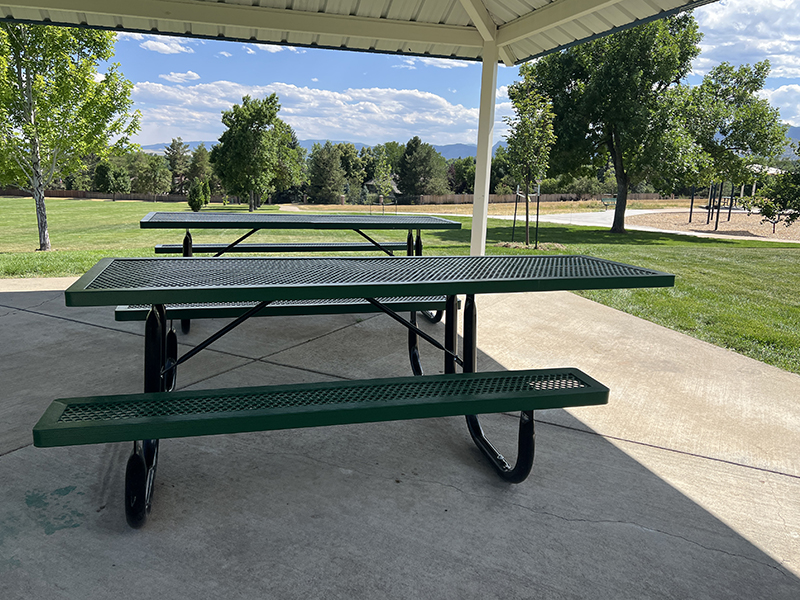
xmin=107 ymin=0 xmax=800 ymax=148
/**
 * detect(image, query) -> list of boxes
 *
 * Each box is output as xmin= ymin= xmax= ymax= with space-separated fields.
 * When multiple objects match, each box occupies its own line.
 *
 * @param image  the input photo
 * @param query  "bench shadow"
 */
xmin=2 ymin=293 xmax=798 ymax=598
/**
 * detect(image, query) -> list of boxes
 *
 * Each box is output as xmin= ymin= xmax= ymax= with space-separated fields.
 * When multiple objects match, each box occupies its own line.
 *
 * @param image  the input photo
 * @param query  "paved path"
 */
xmin=1 ymin=277 xmax=798 ymax=598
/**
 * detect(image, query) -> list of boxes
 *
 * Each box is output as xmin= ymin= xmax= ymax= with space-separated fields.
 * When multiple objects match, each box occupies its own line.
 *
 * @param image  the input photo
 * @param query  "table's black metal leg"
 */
xmin=407 ymin=310 xmax=423 ymax=376
xmin=462 ymin=294 xmax=535 ymax=483
xmin=181 ymin=230 xmax=192 ymax=334
xmin=414 ymin=230 xmax=443 ymax=323
xmin=444 ymin=295 xmax=458 ymax=375
xmin=126 ymin=304 xmax=166 ymax=528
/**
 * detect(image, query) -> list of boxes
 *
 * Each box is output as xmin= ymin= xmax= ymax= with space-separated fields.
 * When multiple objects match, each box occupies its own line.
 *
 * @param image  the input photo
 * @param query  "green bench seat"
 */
xmin=154 ymin=242 xmax=409 ymax=254
xmin=33 ymin=368 xmax=608 ymax=448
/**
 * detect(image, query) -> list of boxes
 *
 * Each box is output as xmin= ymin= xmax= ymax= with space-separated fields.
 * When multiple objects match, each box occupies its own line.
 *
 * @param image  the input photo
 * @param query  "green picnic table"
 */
xmin=140 ymin=211 xmax=462 ymax=257
xmin=35 ymin=254 xmax=674 ymax=528
xmin=140 ymin=211 xmax=463 ymax=332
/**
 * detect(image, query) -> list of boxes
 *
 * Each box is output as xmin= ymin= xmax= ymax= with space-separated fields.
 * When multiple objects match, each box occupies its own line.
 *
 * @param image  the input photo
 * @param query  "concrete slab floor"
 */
xmin=0 ymin=278 xmax=798 ymax=598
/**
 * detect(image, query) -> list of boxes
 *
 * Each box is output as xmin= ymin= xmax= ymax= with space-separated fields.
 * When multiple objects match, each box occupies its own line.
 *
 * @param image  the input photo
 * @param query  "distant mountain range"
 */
xmin=142 ymin=126 xmax=800 ymax=160
xmin=141 ymin=139 xmax=505 ymax=160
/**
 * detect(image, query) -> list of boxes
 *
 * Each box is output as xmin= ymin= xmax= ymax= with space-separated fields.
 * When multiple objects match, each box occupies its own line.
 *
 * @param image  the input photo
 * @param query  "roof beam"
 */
xmin=457 ymin=0 xmax=515 ymax=66
xmin=497 ymin=0 xmax=625 ymax=47
xmin=15 ymin=0 xmax=485 ymax=48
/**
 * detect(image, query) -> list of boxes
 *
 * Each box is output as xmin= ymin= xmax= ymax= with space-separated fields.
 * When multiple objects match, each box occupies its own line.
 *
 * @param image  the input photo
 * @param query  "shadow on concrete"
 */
xmin=1 ymin=288 xmax=798 ymax=599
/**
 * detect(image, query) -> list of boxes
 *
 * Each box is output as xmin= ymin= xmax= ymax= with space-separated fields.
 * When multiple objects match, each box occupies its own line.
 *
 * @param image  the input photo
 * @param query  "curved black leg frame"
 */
xmin=461 ymin=294 xmax=535 ymax=484
xmin=126 ymin=304 xmax=170 ymax=528
xmin=407 ymin=311 xmax=423 ymax=376
xmin=465 ymin=412 xmax=535 ymax=483
xmin=180 ymin=230 xmax=192 ymax=334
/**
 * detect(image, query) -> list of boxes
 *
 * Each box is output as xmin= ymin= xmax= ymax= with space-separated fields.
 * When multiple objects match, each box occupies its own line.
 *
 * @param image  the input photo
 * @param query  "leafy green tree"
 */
xmin=307 ymin=141 xmax=346 ymax=203
xmin=396 ymin=136 xmax=450 ymax=200
xmin=748 ymin=162 xmax=800 ymax=227
xmin=187 ymin=142 xmax=212 ymax=183
xmin=517 ymin=14 xmax=702 ymax=232
xmin=187 ymin=177 xmax=205 ymax=212
xmin=447 ymin=157 xmax=476 ymax=194
xmin=360 ymin=146 xmax=377 ymax=182
xmin=164 ymin=137 xmax=190 ymax=194
xmin=372 ymin=147 xmax=394 ymax=198
xmin=271 ymin=120 xmax=306 ymax=203
xmin=503 ymin=90 xmax=556 ymax=246
xmin=210 ymin=94 xmax=281 ymax=211
xmin=683 ymin=61 xmax=788 ymax=186
xmin=337 ymin=142 xmax=365 ymax=188
xmin=0 ymin=23 xmax=139 ymax=250
xmin=93 ymin=160 xmax=130 ymax=196
xmin=134 ymin=154 xmax=171 ymax=198
xmin=380 ymin=141 xmax=405 ymax=173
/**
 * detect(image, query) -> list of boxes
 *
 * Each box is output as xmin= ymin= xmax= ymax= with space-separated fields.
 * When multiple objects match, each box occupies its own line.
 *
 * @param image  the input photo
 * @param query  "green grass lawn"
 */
xmin=2 ymin=196 xmax=798 ymax=374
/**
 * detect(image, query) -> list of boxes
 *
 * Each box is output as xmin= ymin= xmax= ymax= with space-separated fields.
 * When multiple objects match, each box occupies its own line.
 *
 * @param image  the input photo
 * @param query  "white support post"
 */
xmin=470 ymin=39 xmax=499 ymax=256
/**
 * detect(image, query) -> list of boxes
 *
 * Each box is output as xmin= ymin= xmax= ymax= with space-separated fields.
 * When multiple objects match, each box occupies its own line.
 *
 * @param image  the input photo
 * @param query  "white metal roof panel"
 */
xmin=1 ymin=0 xmax=720 ymax=65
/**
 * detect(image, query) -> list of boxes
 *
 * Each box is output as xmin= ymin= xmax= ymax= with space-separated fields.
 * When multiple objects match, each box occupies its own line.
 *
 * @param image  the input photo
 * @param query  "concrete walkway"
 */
xmin=1 ymin=277 xmax=798 ymax=599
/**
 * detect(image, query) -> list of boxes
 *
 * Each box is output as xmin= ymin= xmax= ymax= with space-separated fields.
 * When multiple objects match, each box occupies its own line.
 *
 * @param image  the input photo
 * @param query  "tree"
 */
xmin=187 ymin=142 xmax=212 ymax=183
xmin=93 ymin=160 xmax=130 ymax=197
xmin=270 ymin=120 xmax=306 ymax=203
xmin=210 ymin=94 xmax=281 ymax=211
xmin=372 ymin=147 xmax=394 ymax=198
xmin=683 ymin=61 xmax=788 ymax=186
xmin=748 ymin=162 xmax=800 ymax=228
xmin=337 ymin=142 xmax=365 ymax=188
xmin=134 ymin=154 xmax=171 ymax=198
xmin=187 ymin=177 xmax=209 ymax=212
xmin=307 ymin=141 xmax=346 ymax=203
xmin=447 ymin=157 xmax=476 ymax=194
xmin=0 ymin=23 xmax=139 ymax=250
xmin=503 ymin=91 xmax=556 ymax=246
xmin=164 ymin=137 xmax=190 ymax=194
xmin=517 ymin=14 xmax=702 ymax=232
xmin=396 ymin=136 xmax=450 ymax=199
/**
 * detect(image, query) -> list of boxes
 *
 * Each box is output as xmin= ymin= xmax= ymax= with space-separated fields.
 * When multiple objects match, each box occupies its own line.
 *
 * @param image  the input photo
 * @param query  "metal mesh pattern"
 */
xmin=57 ymin=372 xmax=589 ymax=423
xmin=142 ymin=212 xmax=458 ymax=228
xmin=86 ymin=256 xmax=663 ymax=291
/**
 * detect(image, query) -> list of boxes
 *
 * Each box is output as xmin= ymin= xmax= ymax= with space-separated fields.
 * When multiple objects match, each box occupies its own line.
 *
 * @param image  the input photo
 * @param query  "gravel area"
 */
xmin=626 ymin=209 xmax=800 ymax=241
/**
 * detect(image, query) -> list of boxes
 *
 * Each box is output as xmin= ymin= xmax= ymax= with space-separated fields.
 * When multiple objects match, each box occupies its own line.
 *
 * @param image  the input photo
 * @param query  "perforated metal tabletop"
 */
xmin=65 ymin=255 xmax=674 ymax=307
xmin=140 ymin=212 xmax=462 ymax=230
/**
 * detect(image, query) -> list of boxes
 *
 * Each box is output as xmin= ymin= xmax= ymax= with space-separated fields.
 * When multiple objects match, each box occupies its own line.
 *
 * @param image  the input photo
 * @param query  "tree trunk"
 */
xmin=249 ymin=190 xmax=255 ymax=212
xmin=25 ymin=65 xmax=51 ymax=250
xmin=608 ymin=130 xmax=628 ymax=234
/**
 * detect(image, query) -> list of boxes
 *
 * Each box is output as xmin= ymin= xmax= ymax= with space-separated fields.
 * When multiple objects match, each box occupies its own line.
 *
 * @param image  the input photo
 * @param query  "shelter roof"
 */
xmin=3 ymin=0 xmax=718 ymax=66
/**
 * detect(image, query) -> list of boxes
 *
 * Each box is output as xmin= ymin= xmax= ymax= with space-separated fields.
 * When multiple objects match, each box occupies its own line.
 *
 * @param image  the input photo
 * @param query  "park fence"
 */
xmin=419 ymin=192 xmax=662 ymax=204
xmin=0 ymin=188 xmax=239 ymax=204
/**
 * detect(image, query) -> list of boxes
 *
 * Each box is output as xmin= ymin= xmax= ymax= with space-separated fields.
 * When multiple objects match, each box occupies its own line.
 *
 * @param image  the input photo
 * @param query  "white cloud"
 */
xmin=159 ymin=71 xmax=201 ymax=84
xmin=245 ymin=46 xmax=256 ymax=55
xmin=131 ymin=80 xmax=485 ymax=145
xmin=311 ymin=77 xmax=319 ymax=82
xmin=140 ymin=39 xmax=194 ymax=54
xmin=392 ymin=58 xmax=417 ymax=70
xmin=257 ymin=45 xmax=308 ymax=54
xmin=694 ymin=1 xmax=800 ymax=78
xmin=496 ymin=85 xmax=509 ymax=100
xmin=760 ymin=84 xmax=800 ymax=125
xmin=392 ymin=57 xmax=470 ymax=70
xmin=116 ymin=32 xmax=145 ymax=41
xmin=219 ymin=51 xmax=232 ymax=58
xmin=417 ymin=57 xmax=470 ymax=69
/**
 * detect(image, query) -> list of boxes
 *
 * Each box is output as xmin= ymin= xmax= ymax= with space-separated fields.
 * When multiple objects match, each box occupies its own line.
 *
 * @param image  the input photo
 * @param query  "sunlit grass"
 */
xmin=2 ymin=195 xmax=798 ymax=374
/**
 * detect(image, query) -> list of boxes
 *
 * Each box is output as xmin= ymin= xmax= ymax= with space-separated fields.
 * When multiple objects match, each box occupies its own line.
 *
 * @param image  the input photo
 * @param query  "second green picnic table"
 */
xmin=139 ymin=211 xmax=462 ymax=257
